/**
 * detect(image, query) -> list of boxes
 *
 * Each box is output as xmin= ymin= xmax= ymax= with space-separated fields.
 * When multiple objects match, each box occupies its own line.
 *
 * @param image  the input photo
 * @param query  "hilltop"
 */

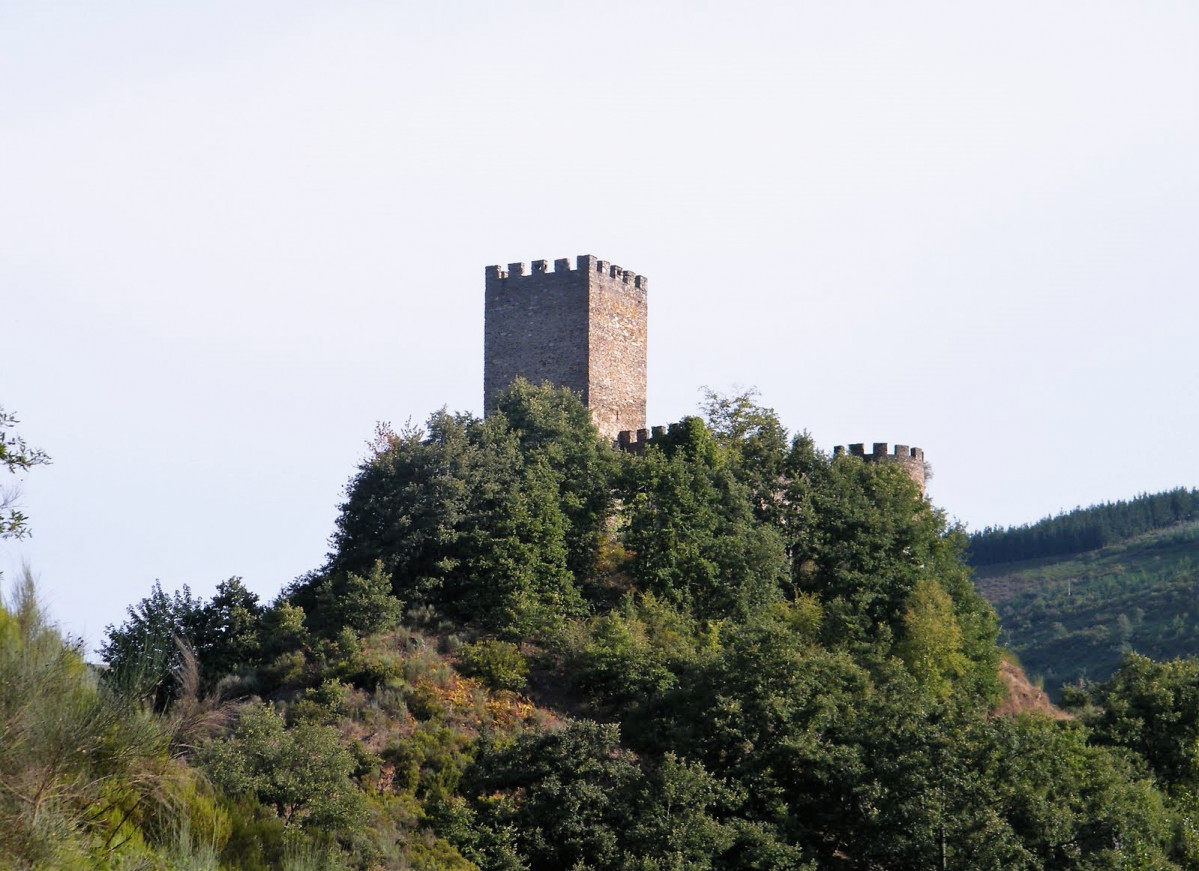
xmin=8 ymin=385 xmax=1199 ymax=869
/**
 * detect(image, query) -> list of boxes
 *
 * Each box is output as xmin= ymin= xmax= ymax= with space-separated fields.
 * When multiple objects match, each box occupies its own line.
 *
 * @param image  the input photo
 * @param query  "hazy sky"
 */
xmin=3 ymin=2 xmax=1197 ymax=650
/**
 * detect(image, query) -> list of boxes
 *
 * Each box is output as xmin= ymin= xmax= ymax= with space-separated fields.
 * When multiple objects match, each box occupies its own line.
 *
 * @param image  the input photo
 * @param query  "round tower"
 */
xmin=832 ymin=442 xmax=928 ymax=493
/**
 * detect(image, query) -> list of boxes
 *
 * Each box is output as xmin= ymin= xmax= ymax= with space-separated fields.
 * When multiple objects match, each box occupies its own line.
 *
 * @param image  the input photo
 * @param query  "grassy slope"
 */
xmin=973 ymin=521 xmax=1199 ymax=696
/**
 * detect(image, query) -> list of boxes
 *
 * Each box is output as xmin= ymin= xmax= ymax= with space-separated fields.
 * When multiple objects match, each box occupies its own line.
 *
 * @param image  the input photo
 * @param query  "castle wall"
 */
xmin=483 ymin=255 xmax=647 ymax=442
xmin=586 ymin=257 xmax=648 ymax=439
xmin=484 ymin=258 xmax=590 ymax=417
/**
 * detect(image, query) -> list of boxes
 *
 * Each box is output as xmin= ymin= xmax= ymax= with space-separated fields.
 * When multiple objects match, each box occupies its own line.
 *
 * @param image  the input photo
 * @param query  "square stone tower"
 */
xmin=484 ymin=254 xmax=647 ymax=441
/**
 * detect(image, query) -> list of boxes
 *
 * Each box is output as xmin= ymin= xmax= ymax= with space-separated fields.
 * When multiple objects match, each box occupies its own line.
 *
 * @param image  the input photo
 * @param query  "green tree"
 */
xmin=969 ymin=714 xmax=1179 ymax=869
xmin=194 ymin=576 xmax=263 ymax=680
xmin=894 ymin=577 xmax=971 ymax=700
xmin=325 ymin=386 xmax=593 ymax=636
xmin=454 ymin=721 xmax=730 ymax=871
xmin=100 ymin=580 xmax=207 ymax=706
xmin=1088 ymin=653 xmax=1199 ymax=790
xmin=698 ymin=387 xmax=789 ymax=524
xmin=325 ymin=413 xmax=480 ymax=605
xmin=494 ymin=377 xmax=620 ymax=579
xmin=200 ymin=701 xmax=367 ymax=830
xmin=101 ymin=577 xmax=269 ymax=701
xmin=306 ymin=560 xmax=403 ymax=638
xmin=624 ymin=752 xmax=735 ymax=870
xmin=620 ymin=417 xmax=787 ymax=620
xmin=455 ymin=639 xmax=529 ymax=691
xmin=778 ymin=434 xmax=1001 ymax=701
xmin=257 ymin=599 xmax=310 ymax=661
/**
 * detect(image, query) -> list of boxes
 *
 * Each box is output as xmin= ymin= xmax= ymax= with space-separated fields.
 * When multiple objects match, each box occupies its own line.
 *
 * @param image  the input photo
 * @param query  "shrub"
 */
xmin=455 ymin=640 xmax=529 ymax=692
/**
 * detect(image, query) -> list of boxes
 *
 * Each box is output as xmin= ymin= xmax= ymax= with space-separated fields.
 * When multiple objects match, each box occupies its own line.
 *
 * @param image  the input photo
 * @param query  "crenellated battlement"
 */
xmin=616 ymin=425 xmax=666 ymax=454
xmin=834 ymin=443 xmax=925 ymax=462
xmin=833 ymin=442 xmax=928 ymax=492
xmin=485 ymin=255 xmax=648 ymax=292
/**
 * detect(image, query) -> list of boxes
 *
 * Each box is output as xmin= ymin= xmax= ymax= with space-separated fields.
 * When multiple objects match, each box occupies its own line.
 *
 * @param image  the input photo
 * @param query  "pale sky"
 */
xmin=3 ymin=2 xmax=1197 ymax=651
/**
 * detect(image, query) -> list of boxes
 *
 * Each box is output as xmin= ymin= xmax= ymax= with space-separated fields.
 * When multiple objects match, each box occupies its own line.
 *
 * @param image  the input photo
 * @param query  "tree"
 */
xmin=193 ymin=576 xmax=263 ymax=680
xmin=494 ymin=377 xmax=620 ymax=578
xmin=101 ymin=577 xmax=268 ymax=702
xmin=1088 ymin=653 xmax=1199 ymax=791
xmin=620 ymin=416 xmax=787 ymax=620
xmin=100 ymin=580 xmax=207 ymax=706
xmin=894 ymin=577 xmax=971 ymax=700
xmin=305 ymin=560 xmax=403 ymax=638
xmin=698 ymin=387 xmax=789 ymax=522
xmin=0 ymin=406 xmax=50 ymax=540
xmin=325 ymin=385 xmax=595 ymax=637
xmin=455 ymin=720 xmax=732 ymax=871
xmin=200 ymin=701 xmax=367 ymax=830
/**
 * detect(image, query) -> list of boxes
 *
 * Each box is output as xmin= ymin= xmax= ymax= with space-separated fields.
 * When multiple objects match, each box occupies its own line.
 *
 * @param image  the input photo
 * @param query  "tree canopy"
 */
xmin=79 ymin=382 xmax=1199 ymax=869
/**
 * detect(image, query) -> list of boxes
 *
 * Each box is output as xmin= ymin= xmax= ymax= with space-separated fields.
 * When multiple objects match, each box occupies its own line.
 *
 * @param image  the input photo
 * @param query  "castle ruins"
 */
xmin=484 ymin=253 xmax=926 ymax=491
xmin=484 ymin=255 xmax=647 ymax=442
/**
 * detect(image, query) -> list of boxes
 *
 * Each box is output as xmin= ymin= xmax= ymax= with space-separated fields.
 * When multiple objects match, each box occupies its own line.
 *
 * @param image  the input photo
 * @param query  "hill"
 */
xmin=973 ymin=519 xmax=1199 ymax=695
xmin=967 ymin=487 xmax=1199 ymax=565
xmin=11 ymin=384 xmax=1199 ymax=869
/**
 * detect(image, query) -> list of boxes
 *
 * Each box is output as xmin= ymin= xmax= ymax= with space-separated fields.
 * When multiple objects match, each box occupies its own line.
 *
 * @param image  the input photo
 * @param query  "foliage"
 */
xmin=0 ymin=571 xmax=223 ymax=868
xmin=197 ymin=577 xmax=265 ymax=679
xmin=100 ymin=577 xmax=264 ymax=704
xmin=455 ymin=639 xmax=529 ymax=691
xmin=969 ymin=487 xmax=1199 ymax=566
xmin=0 ymin=406 xmax=50 ymax=540
xmin=453 ymin=721 xmax=732 ymax=870
xmin=323 ymin=386 xmax=595 ymax=637
xmin=99 ymin=579 xmax=208 ymax=706
xmin=199 ymin=701 xmax=368 ymax=830
xmin=1086 ymin=653 xmax=1199 ymax=790
xmin=50 ymin=385 xmax=1199 ymax=868
xmin=894 ymin=577 xmax=971 ymax=699
xmin=621 ymin=416 xmax=787 ymax=619
xmin=495 ymin=378 xmax=621 ymax=579
xmin=975 ymin=522 xmax=1199 ymax=696
xmin=304 ymin=560 xmax=403 ymax=639
xmin=567 ymin=592 xmax=709 ymax=714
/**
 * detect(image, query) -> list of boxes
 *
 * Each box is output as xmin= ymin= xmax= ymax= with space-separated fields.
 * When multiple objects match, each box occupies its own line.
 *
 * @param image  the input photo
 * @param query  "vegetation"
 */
xmin=974 ymin=517 xmax=1199 ymax=696
xmin=0 ymin=571 xmax=230 ymax=869
xmin=13 ymin=382 xmax=1199 ymax=868
xmin=968 ymin=488 xmax=1199 ymax=566
xmin=0 ymin=406 xmax=49 ymax=540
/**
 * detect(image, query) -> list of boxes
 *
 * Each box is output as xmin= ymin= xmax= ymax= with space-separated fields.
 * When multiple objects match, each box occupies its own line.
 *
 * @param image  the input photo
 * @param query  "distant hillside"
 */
xmin=967 ymin=487 xmax=1199 ymax=566
xmin=973 ymin=520 xmax=1199 ymax=696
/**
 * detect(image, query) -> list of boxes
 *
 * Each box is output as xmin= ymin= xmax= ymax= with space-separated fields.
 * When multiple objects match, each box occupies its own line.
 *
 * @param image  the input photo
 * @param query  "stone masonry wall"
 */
xmin=483 ymin=255 xmax=648 ymax=442
xmin=586 ymin=256 xmax=648 ymax=440
xmin=484 ymin=258 xmax=590 ymax=417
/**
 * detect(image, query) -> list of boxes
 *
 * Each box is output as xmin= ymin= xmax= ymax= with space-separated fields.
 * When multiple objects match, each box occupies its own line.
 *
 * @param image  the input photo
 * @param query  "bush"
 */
xmin=455 ymin=640 xmax=529 ymax=691
xmin=200 ymin=702 xmax=368 ymax=831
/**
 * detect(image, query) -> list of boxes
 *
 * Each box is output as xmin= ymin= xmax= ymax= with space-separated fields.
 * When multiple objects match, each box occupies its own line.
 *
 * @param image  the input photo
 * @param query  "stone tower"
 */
xmin=833 ymin=442 xmax=928 ymax=493
xmin=484 ymin=255 xmax=647 ymax=441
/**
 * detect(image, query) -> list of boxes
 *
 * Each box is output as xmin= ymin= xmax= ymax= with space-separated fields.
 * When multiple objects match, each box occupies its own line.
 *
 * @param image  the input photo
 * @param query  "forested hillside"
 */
xmin=975 ymin=520 xmax=1199 ymax=697
xmin=968 ymin=488 xmax=1199 ymax=565
xmin=10 ymin=384 xmax=1199 ymax=869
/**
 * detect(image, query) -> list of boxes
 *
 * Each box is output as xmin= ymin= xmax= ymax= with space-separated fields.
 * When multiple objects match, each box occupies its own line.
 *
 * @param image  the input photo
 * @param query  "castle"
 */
xmin=484 ymin=254 xmax=925 ymax=490
xmin=484 ymin=255 xmax=647 ymax=441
